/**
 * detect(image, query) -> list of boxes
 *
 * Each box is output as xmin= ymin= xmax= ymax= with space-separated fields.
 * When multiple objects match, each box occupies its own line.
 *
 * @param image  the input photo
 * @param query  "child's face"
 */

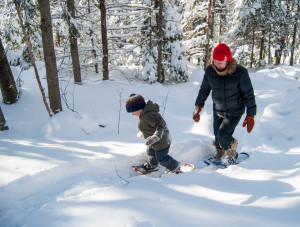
xmin=132 ymin=109 xmax=142 ymax=117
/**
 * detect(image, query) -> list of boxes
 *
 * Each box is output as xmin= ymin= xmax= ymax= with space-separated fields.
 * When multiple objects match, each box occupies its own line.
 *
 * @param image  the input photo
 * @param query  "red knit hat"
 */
xmin=213 ymin=43 xmax=232 ymax=62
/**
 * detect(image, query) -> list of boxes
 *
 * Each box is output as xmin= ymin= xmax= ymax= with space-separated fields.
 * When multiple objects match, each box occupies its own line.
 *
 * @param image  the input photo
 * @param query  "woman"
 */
xmin=193 ymin=43 xmax=257 ymax=166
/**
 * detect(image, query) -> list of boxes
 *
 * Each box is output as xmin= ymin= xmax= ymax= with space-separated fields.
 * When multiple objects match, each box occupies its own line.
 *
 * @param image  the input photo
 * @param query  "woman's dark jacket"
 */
xmin=195 ymin=62 xmax=257 ymax=118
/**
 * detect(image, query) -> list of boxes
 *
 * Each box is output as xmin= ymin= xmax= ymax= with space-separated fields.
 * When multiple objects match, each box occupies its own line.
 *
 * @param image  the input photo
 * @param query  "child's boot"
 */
xmin=142 ymin=162 xmax=158 ymax=172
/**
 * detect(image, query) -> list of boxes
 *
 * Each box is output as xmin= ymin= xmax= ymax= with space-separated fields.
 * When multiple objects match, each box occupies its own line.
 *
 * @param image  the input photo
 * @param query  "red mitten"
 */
xmin=193 ymin=106 xmax=203 ymax=123
xmin=242 ymin=115 xmax=255 ymax=133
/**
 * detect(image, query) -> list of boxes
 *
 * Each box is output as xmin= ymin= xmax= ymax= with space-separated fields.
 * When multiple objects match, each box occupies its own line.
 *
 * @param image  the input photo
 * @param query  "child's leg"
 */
xmin=146 ymin=146 xmax=159 ymax=166
xmin=155 ymin=145 xmax=178 ymax=171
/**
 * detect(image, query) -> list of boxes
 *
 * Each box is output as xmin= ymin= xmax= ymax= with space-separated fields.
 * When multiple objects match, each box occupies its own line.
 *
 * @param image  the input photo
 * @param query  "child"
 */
xmin=126 ymin=94 xmax=180 ymax=173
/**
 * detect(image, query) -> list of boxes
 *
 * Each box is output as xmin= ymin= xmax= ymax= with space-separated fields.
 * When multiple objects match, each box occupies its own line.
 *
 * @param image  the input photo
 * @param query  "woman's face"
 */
xmin=213 ymin=60 xmax=227 ymax=70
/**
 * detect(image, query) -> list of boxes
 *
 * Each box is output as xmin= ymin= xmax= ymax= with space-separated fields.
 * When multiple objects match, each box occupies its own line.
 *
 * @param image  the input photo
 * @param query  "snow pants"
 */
xmin=213 ymin=113 xmax=242 ymax=150
xmin=146 ymin=145 xmax=178 ymax=171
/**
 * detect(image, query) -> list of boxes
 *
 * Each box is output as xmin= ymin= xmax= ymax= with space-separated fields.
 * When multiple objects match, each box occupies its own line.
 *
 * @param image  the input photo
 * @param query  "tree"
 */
xmin=0 ymin=105 xmax=8 ymax=131
xmin=38 ymin=0 xmax=62 ymax=114
xmin=1 ymin=0 xmax=41 ymax=71
xmin=67 ymin=0 xmax=82 ymax=83
xmin=99 ymin=0 xmax=109 ymax=80
xmin=14 ymin=0 xmax=52 ymax=117
xmin=0 ymin=37 xmax=18 ymax=104
xmin=141 ymin=0 xmax=158 ymax=82
xmin=164 ymin=1 xmax=188 ymax=82
xmin=87 ymin=0 xmax=98 ymax=73
xmin=181 ymin=0 xmax=215 ymax=67
xmin=290 ymin=0 xmax=299 ymax=66
xmin=203 ymin=0 xmax=215 ymax=69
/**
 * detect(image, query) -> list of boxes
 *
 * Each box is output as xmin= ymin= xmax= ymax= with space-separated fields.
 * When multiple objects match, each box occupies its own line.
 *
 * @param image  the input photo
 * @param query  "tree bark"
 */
xmin=250 ymin=26 xmax=255 ymax=68
xmin=88 ymin=0 xmax=98 ymax=73
xmin=204 ymin=0 xmax=213 ymax=70
xmin=100 ymin=0 xmax=109 ymax=80
xmin=67 ymin=0 xmax=82 ymax=83
xmin=156 ymin=0 xmax=164 ymax=83
xmin=0 ymin=105 xmax=8 ymax=131
xmin=259 ymin=30 xmax=265 ymax=66
xmin=290 ymin=1 xmax=299 ymax=66
xmin=38 ymin=0 xmax=62 ymax=113
xmin=0 ymin=37 xmax=18 ymax=104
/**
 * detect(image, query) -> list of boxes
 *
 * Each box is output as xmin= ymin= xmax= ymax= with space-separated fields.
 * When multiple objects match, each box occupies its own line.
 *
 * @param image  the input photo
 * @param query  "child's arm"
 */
xmin=145 ymin=124 xmax=165 ymax=146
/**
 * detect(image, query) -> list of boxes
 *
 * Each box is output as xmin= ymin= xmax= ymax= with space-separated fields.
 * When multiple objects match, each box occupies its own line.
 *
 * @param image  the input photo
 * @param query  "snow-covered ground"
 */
xmin=1 ymin=63 xmax=300 ymax=227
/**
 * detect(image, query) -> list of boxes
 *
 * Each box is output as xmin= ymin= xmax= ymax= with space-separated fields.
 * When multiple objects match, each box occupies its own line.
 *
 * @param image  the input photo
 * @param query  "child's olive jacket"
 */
xmin=138 ymin=100 xmax=171 ymax=150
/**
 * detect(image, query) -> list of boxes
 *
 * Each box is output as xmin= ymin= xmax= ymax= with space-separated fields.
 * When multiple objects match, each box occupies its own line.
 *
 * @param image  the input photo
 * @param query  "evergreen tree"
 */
xmin=181 ymin=0 xmax=208 ymax=65
xmin=230 ymin=0 xmax=298 ymax=67
xmin=141 ymin=0 xmax=158 ymax=83
xmin=1 ymin=0 xmax=41 ymax=70
xmin=289 ymin=0 xmax=299 ymax=66
xmin=164 ymin=1 xmax=188 ymax=82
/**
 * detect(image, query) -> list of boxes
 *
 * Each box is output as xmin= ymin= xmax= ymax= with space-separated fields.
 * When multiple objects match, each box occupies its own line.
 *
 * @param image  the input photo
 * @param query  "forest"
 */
xmin=0 ymin=0 xmax=299 ymax=126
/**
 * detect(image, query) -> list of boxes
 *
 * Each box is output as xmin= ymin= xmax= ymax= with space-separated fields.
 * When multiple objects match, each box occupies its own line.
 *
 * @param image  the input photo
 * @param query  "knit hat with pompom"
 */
xmin=125 ymin=94 xmax=146 ymax=113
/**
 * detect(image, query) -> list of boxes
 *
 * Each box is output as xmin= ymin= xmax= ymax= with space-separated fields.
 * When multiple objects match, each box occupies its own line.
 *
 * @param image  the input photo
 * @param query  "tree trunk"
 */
xmin=204 ymin=0 xmax=213 ymax=70
xmin=219 ymin=0 xmax=226 ymax=41
xmin=290 ymin=23 xmax=297 ymax=66
xmin=0 ymin=105 xmax=8 ymax=131
xmin=259 ymin=30 xmax=265 ymax=67
xmin=67 ymin=0 xmax=82 ymax=83
xmin=290 ymin=1 xmax=299 ymax=66
xmin=0 ymin=37 xmax=18 ymax=104
xmin=14 ymin=0 xmax=52 ymax=117
xmin=268 ymin=0 xmax=272 ymax=64
xmin=90 ymin=30 xmax=98 ymax=73
xmin=100 ymin=0 xmax=109 ymax=80
xmin=156 ymin=0 xmax=164 ymax=83
xmin=38 ymin=0 xmax=62 ymax=114
xmin=250 ymin=26 xmax=255 ymax=68
xmin=88 ymin=0 xmax=98 ymax=73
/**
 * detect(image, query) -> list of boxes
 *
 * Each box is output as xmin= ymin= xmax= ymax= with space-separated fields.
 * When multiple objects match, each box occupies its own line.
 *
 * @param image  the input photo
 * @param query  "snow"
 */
xmin=1 ymin=63 xmax=300 ymax=227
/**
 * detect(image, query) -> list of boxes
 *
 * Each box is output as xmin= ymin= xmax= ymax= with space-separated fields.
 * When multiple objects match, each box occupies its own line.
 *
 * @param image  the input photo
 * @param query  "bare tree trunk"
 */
xmin=156 ymin=0 xmax=164 ymax=83
xmin=275 ymin=27 xmax=285 ymax=65
xmin=219 ymin=0 xmax=226 ymax=41
xmin=204 ymin=0 xmax=213 ymax=70
xmin=268 ymin=0 xmax=272 ymax=64
xmin=250 ymin=26 xmax=255 ymax=68
xmin=14 ymin=1 xmax=52 ymax=117
xmin=275 ymin=0 xmax=291 ymax=65
xmin=290 ymin=1 xmax=299 ymax=66
xmin=100 ymin=0 xmax=109 ymax=80
xmin=88 ymin=0 xmax=98 ymax=73
xmin=290 ymin=23 xmax=297 ymax=66
xmin=38 ymin=0 xmax=62 ymax=114
xmin=0 ymin=37 xmax=18 ymax=104
xmin=90 ymin=30 xmax=98 ymax=73
xmin=259 ymin=30 xmax=265 ymax=66
xmin=67 ymin=0 xmax=82 ymax=83
xmin=0 ymin=105 xmax=8 ymax=131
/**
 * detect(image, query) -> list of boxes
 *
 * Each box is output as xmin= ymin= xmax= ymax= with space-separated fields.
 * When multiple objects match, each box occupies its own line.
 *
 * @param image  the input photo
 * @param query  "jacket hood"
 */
xmin=140 ymin=100 xmax=159 ymax=117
